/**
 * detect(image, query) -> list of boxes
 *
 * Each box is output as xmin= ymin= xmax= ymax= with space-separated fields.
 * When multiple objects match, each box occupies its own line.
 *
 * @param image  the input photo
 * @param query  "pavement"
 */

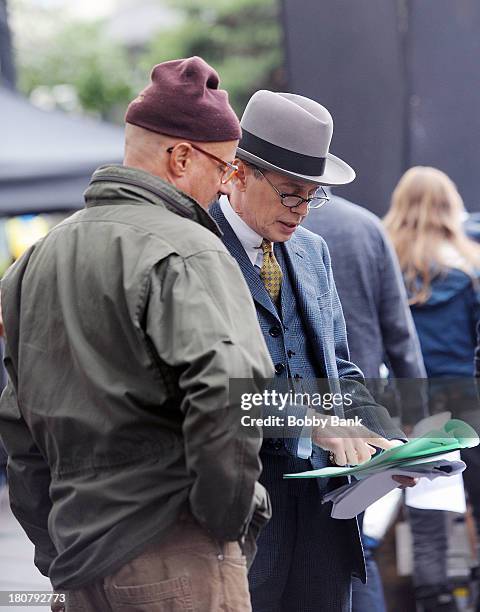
xmin=0 ymin=487 xmax=51 ymax=611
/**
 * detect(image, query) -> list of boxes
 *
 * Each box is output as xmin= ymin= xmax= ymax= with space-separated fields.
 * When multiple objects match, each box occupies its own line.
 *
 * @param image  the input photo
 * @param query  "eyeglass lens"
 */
xmin=282 ymin=191 xmax=328 ymax=209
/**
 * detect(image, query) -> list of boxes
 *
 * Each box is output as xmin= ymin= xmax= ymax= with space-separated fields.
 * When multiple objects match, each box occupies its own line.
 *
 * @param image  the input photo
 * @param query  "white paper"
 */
xmin=405 ymin=451 xmax=466 ymax=513
xmin=363 ymin=488 xmax=403 ymax=540
xmin=323 ymin=459 xmax=466 ymax=519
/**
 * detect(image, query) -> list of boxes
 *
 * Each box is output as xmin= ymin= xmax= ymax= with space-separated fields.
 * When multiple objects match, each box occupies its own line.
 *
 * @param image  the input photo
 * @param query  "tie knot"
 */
xmin=261 ymin=239 xmax=273 ymax=255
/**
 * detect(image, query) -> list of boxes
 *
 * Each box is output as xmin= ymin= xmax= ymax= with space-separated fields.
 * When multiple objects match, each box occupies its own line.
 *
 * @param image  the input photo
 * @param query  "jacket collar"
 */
xmin=85 ymin=164 xmax=222 ymax=237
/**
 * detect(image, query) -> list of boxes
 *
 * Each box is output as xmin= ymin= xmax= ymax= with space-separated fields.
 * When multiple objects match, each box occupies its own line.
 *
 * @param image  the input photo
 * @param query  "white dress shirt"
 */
xmin=219 ymin=196 xmax=265 ymax=268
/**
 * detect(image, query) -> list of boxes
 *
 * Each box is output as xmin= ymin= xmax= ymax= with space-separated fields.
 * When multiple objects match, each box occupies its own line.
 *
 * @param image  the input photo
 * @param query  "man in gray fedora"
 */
xmin=210 ymin=90 xmax=414 ymax=612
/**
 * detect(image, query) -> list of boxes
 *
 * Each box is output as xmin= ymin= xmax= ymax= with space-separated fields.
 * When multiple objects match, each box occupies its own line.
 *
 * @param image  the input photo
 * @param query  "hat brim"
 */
xmin=236 ymin=148 xmax=355 ymax=186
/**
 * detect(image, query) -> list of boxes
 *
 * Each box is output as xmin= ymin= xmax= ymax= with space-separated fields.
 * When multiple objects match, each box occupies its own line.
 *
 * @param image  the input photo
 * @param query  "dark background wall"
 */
xmin=282 ymin=0 xmax=480 ymax=215
xmin=0 ymin=0 xmax=15 ymax=90
xmin=408 ymin=1 xmax=480 ymax=212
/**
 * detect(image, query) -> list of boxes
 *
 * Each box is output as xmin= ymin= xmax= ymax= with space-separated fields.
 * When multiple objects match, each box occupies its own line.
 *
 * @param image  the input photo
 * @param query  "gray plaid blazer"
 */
xmin=210 ymin=202 xmax=406 ymax=584
xmin=209 ymin=201 xmax=405 ymax=443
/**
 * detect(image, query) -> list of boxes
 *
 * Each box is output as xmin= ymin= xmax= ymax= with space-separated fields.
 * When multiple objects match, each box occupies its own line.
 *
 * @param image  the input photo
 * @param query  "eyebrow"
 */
xmin=278 ymin=182 xmax=317 ymax=196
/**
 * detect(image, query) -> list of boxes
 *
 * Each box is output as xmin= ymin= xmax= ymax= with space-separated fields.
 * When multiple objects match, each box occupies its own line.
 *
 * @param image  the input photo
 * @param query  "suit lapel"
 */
xmin=209 ymin=202 xmax=279 ymax=319
xmin=275 ymin=244 xmax=295 ymax=324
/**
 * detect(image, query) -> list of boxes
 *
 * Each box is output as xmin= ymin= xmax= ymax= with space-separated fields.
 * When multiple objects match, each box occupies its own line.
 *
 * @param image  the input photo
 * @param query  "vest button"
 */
xmin=274 ymin=441 xmax=283 ymax=451
xmin=274 ymin=363 xmax=285 ymax=374
xmin=287 ymin=350 xmax=296 ymax=358
xmin=269 ymin=325 xmax=281 ymax=337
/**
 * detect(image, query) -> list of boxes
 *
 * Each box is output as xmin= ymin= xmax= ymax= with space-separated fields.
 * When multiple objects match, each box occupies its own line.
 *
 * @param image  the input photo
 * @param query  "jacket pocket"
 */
xmin=109 ymin=575 xmax=194 ymax=611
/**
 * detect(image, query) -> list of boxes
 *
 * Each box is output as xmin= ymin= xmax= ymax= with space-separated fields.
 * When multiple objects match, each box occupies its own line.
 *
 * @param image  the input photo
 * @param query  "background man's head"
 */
xmin=123 ymin=56 xmax=241 ymax=208
xmin=228 ymin=90 xmax=355 ymax=241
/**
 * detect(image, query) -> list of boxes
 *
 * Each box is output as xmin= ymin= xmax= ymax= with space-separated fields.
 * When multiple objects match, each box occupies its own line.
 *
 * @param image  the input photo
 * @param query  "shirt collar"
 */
xmin=219 ymin=196 xmax=264 ymax=266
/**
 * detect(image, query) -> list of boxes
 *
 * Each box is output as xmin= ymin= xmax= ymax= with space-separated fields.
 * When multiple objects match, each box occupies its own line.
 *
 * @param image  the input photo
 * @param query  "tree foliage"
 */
xmin=17 ymin=20 xmax=136 ymax=120
xmin=15 ymin=0 xmax=284 ymax=121
xmin=141 ymin=0 xmax=284 ymax=115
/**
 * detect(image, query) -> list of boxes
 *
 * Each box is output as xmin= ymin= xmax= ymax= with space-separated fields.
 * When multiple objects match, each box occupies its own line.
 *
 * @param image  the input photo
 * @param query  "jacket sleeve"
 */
xmin=0 ymin=271 xmax=57 ymax=578
xmin=321 ymin=240 xmax=407 ymax=441
xmin=378 ymin=232 xmax=427 ymax=378
xmin=321 ymin=238 xmax=364 ymax=381
xmin=377 ymin=232 xmax=429 ymax=427
xmin=0 ymin=377 xmax=57 ymax=577
xmin=145 ymin=249 xmax=274 ymax=541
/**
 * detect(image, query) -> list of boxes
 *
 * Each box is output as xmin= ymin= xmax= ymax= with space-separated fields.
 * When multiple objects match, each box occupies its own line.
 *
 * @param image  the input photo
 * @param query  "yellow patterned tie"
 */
xmin=260 ymin=239 xmax=283 ymax=304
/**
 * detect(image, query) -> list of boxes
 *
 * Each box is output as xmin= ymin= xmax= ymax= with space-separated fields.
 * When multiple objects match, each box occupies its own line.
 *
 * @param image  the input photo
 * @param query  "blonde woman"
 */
xmin=385 ymin=166 xmax=480 ymax=376
xmin=385 ymin=166 xmax=480 ymax=612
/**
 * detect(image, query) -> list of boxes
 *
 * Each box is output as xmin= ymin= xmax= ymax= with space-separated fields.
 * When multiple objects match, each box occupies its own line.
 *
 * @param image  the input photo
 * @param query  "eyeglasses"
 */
xmin=167 ymin=143 xmax=239 ymax=184
xmin=254 ymin=167 xmax=329 ymax=209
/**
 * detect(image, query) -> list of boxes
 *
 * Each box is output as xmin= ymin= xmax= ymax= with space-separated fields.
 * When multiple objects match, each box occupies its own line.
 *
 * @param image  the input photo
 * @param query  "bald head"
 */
xmin=123 ymin=123 xmax=238 ymax=208
xmin=124 ymin=124 xmax=177 ymax=176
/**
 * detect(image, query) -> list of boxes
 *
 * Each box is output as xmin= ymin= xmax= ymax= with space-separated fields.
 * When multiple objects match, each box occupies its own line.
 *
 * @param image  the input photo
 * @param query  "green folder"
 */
xmin=284 ymin=419 xmax=479 ymax=479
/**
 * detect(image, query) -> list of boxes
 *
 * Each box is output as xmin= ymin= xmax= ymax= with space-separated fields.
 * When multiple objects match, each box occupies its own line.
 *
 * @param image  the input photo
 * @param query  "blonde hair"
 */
xmin=384 ymin=166 xmax=480 ymax=305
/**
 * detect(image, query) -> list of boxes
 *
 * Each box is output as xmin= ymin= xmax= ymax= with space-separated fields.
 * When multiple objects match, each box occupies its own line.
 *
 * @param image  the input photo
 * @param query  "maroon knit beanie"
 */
xmin=125 ymin=56 xmax=241 ymax=142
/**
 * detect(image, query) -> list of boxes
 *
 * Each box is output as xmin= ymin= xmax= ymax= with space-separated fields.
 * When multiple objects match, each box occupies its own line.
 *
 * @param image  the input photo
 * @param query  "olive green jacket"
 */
xmin=0 ymin=165 xmax=274 ymax=589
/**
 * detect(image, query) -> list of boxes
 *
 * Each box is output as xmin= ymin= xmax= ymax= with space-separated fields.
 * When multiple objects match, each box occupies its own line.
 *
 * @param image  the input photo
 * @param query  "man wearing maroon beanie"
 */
xmin=0 ymin=57 xmax=273 ymax=612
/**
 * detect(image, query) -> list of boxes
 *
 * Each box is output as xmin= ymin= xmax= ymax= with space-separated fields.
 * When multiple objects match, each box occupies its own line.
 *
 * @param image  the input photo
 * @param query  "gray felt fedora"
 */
xmin=236 ymin=90 xmax=355 ymax=186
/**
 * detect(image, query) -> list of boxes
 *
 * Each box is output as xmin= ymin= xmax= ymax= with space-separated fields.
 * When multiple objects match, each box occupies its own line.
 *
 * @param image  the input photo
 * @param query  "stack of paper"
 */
xmin=283 ymin=419 xmax=479 ymax=519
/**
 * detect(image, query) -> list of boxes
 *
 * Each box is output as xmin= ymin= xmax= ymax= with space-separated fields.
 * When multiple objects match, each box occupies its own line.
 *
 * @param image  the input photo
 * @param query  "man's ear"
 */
xmin=168 ymin=142 xmax=193 ymax=177
xmin=233 ymin=159 xmax=248 ymax=191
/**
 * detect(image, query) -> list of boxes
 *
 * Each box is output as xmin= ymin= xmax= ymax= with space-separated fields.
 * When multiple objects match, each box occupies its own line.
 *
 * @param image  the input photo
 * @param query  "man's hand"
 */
xmin=310 ymin=416 xmax=420 ymax=486
xmin=392 ymin=475 xmax=418 ymax=488
xmin=311 ymin=414 xmax=405 ymax=467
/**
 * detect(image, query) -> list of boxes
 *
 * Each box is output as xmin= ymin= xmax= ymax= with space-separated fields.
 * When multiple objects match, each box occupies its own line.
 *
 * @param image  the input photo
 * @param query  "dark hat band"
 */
xmin=239 ymin=129 xmax=326 ymax=176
